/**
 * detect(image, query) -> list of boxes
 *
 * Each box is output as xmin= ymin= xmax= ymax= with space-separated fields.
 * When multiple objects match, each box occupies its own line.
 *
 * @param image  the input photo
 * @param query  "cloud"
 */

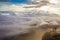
xmin=0 ymin=0 xmax=60 ymax=15
xmin=0 ymin=0 xmax=60 ymax=38
xmin=0 ymin=4 xmax=26 ymax=11
xmin=9 ymin=4 xmax=26 ymax=12
xmin=0 ymin=4 xmax=60 ymax=15
xmin=30 ymin=0 xmax=58 ymax=4
xmin=0 ymin=11 xmax=60 ymax=38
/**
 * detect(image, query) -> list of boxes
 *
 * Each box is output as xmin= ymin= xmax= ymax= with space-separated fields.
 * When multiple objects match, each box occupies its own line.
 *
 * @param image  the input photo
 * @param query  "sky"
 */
xmin=0 ymin=0 xmax=60 ymax=13
xmin=0 ymin=0 xmax=60 ymax=14
xmin=0 ymin=0 xmax=29 ymax=4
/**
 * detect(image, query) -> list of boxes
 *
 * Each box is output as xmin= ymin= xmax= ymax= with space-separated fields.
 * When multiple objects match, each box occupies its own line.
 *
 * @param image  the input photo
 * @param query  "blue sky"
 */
xmin=11 ymin=0 xmax=29 ymax=3
xmin=0 ymin=0 xmax=29 ymax=4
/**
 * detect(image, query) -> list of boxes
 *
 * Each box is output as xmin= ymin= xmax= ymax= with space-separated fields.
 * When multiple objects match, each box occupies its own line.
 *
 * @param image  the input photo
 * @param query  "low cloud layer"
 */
xmin=0 ymin=10 xmax=60 ymax=38
xmin=0 ymin=0 xmax=60 ymax=38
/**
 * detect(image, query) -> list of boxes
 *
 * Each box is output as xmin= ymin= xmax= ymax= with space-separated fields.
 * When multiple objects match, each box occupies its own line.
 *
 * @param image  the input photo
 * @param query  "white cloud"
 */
xmin=0 ymin=0 xmax=60 ymax=15
xmin=0 ymin=4 xmax=26 ymax=12
xmin=9 ymin=4 xmax=26 ymax=12
xmin=49 ymin=0 xmax=58 ymax=4
xmin=0 ymin=5 xmax=9 ymax=11
xmin=1 ymin=13 xmax=10 ymax=16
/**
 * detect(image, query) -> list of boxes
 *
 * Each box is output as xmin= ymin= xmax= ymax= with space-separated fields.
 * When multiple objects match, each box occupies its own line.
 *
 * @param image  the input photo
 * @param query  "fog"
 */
xmin=0 ymin=11 xmax=60 ymax=38
xmin=0 ymin=0 xmax=60 ymax=39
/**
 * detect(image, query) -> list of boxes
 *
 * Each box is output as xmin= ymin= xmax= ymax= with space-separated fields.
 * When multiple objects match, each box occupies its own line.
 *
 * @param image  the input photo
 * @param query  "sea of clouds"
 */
xmin=0 ymin=0 xmax=60 ymax=38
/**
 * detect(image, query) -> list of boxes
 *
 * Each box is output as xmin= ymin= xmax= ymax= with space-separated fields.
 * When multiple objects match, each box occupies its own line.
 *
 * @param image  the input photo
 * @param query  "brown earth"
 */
xmin=1 ymin=28 xmax=60 ymax=40
xmin=2 ymin=28 xmax=45 ymax=40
